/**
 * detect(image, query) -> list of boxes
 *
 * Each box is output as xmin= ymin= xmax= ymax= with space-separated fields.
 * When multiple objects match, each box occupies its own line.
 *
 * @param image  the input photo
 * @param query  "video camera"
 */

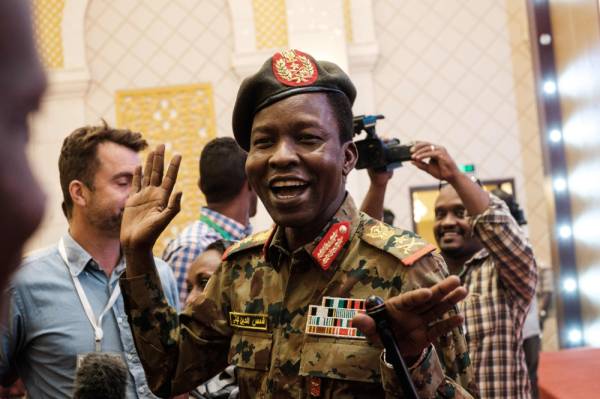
xmin=352 ymin=114 xmax=413 ymax=171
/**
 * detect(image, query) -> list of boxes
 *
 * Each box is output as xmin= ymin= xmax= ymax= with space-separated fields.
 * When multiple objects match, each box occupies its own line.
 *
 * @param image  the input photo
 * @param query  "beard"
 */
xmin=86 ymin=207 xmax=123 ymax=238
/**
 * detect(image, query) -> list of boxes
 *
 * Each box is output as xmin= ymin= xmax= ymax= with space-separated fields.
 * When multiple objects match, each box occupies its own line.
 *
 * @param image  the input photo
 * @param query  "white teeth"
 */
xmin=271 ymin=180 xmax=306 ymax=188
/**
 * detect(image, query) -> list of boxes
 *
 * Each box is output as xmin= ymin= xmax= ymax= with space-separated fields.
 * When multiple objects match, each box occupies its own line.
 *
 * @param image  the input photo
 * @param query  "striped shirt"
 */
xmin=459 ymin=194 xmax=537 ymax=398
xmin=162 ymin=207 xmax=252 ymax=304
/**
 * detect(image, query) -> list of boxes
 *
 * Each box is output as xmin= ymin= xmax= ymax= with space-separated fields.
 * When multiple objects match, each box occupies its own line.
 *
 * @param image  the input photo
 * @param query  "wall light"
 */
xmin=549 ymin=129 xmax=562 ymax=142
xmin=568 ymin=328 xmax=583 ymax=344
xmin=539 ymin=33 xmax=552 ymax=45
xmin=563 ymin=277 xmax=578 ymax=293
xmin=543 ymin=80 xmax=557 ymax=95
xmin=559 ymin=225 xmax=572 ymax=239
xmin=553 ymin=177 xmax=567 ymax=192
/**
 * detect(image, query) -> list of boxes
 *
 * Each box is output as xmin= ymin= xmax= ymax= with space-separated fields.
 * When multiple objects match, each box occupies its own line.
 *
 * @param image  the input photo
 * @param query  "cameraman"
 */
xmin=361 ymin=141 xmax=537 ymax=398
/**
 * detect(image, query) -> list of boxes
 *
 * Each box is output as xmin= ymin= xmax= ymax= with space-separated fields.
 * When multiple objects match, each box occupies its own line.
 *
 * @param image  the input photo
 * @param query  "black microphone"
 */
xmin=73 ymin=353 xmax=128 ymax=399
xmin=365 ymin=295 xmax=419 ymax=399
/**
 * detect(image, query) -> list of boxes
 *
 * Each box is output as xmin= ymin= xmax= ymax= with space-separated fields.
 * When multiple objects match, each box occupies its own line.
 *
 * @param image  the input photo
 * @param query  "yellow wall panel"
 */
xmin=32 ymin=0 xmax=65 ymax=69
xmin=253 ymin=0 xmax=289 ymax=49
xmin=343 ymin=0 xmax=353 ymax=43
xmin=115 ymin=84 xmax=217 ymax=256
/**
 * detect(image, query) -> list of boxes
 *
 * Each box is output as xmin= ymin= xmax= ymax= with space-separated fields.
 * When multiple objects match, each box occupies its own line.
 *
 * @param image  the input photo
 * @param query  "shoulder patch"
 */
xmin=222 ymin=229 xmax=273 ymax=260
xmin=360 ymin=216 xmax=436 ymax=267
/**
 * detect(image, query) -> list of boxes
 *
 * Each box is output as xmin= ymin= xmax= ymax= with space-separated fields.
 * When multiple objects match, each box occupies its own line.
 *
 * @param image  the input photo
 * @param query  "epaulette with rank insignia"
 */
xmin=359 ymin=215 xmax=436 ymax=267
xmin=222 ymin=229 xmax=274 ymax=261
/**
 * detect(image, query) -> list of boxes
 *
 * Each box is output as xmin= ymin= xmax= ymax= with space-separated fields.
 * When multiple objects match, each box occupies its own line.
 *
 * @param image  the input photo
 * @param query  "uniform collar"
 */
xmin=265 ymin=194 xmax=360 ymax=271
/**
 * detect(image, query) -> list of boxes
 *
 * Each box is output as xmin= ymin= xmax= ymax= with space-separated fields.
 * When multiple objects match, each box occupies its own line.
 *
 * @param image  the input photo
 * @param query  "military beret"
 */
xmin=232 ymin=49 xmax=357 ymax=151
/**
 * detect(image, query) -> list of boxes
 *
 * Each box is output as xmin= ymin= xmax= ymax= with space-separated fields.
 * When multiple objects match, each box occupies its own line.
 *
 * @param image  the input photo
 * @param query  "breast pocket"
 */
xmin=299 ymin=335 xmax=381 ymax=383
xmin=228 ymin=330 xmax=273 ymax=371
xmin=463 ymin=293 xmax=497 ymax=347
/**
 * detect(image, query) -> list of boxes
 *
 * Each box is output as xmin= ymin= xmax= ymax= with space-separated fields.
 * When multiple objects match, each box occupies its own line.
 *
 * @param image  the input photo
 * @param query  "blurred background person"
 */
xmin=0 ymin=1 xmax=48 ymax=396
xmin=72 ymin=353 xmax=128 ymax=399
xmin=0 ymin=0 xmax=47 ymax=303
xmin=163 ymin=137 xmax=256 ymax=304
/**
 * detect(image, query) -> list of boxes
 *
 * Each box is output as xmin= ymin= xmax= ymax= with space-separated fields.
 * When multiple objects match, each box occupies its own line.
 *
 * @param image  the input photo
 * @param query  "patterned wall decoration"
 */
xmin=32 ymin=0 xmax=65 ymax=69
xmin=252 ymin=0 xmax=289 ymax=49
xmin=84 ymin=0 xmax=244 ymax=247
xmin=372 ymin=0 xmax=548 ymax=258
xmin=343 ymin=0 xmax=354 ymax=43
xmin=116 ymin=84 xmax=216 ymax=255
xmin=372 ymin=0 xmax=555 ymax=349
xmin=84 ymin=0 xmax=238 ymax=138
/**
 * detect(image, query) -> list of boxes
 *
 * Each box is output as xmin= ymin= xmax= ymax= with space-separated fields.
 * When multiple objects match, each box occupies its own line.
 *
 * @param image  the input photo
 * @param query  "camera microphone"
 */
xmin=365 ymin=295 xmax=419 ymax=399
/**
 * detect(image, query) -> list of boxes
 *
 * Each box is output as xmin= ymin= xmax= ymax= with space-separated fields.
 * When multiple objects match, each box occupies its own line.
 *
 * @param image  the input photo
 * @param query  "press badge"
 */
xmin=76 ymin=352 xmax=124 ymax=371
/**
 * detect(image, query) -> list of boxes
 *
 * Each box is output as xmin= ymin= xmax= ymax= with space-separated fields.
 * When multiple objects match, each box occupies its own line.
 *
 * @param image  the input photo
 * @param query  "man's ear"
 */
xmin=342 ymin=141 xmax=358 ymax=177
xmin=69 ymin=180 xmax=88 ymax=208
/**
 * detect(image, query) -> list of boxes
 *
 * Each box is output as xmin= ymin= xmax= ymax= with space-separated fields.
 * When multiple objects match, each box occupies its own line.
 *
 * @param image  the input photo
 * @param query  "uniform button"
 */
xmin=117 ymin=317 xmax=123 ymax=323
xmin=127 ymin=353 xmax=133 ymax=360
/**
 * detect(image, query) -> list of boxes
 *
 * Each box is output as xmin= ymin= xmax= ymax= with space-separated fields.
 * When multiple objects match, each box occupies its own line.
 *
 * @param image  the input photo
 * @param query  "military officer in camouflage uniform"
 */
xmin=119 ymin=49 xmax=477 ymax=398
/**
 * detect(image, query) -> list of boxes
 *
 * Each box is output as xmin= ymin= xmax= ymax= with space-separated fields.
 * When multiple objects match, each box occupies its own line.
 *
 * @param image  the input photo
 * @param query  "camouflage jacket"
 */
xmin=121 ymin=196 xmax=476 ymax=398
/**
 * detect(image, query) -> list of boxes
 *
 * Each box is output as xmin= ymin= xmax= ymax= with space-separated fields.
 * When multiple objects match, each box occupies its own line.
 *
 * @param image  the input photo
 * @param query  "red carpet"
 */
xmin=539 ymin=347 xmax=600 ymax=399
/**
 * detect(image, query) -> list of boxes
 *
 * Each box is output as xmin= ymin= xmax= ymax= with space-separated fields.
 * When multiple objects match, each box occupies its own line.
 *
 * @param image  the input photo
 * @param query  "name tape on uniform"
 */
xmin=229 ymin=312 xmax=268 ymax=331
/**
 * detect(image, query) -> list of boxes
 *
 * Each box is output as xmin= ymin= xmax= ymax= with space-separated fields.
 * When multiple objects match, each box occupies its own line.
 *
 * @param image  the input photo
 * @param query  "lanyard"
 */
xmin=58 ymin=238 xmax=121 ymax=352
xmin=199 ymin=214 xmax=234 ymax=240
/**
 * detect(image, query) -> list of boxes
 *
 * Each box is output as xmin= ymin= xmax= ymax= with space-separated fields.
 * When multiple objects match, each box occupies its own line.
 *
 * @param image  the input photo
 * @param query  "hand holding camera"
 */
xmin=410 ymin=141 xmax=462 ymax=184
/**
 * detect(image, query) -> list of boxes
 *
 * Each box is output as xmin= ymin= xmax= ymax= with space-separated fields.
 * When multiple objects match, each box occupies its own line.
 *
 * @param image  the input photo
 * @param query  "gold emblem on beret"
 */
xmin=272 ymin=49 xmax=318 ymax=87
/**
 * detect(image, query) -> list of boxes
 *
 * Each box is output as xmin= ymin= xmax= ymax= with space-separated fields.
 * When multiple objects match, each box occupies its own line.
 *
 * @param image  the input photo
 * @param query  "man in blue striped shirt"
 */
xmin=162 ymin=137 xmax=257 ymax=304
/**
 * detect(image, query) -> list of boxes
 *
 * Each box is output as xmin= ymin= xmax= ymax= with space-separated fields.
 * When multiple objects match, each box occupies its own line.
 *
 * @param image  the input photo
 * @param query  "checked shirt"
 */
xmin=459 ymin=194 xmax=537 ymax=398
xmin=162 ymin=207 xmax=252 ymax=303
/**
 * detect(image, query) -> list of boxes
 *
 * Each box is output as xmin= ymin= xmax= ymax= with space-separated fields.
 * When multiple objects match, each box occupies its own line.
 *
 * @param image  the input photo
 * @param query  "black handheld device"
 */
xmin=352 ymin=114 xmax=413 ymax=171
xmin=365 ymin=295 xmax=419 ymax=399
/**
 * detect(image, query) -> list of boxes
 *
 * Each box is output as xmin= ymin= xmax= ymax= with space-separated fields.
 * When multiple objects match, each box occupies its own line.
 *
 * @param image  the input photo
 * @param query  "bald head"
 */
xmin=0 ymin=0 xmax=47 ymax=295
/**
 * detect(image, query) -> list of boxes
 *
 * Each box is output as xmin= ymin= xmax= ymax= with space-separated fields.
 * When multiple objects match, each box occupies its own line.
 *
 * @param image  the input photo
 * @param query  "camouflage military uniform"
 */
xmin=121 ymin=196 xmax=476 ymax=398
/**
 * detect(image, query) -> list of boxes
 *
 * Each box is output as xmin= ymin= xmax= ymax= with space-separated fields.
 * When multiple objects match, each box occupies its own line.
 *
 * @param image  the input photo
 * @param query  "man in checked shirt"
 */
xmin=411 ymin=141 xmax=538 ymax=398
xmin=162 ymin=137 xmax=257 ymax=304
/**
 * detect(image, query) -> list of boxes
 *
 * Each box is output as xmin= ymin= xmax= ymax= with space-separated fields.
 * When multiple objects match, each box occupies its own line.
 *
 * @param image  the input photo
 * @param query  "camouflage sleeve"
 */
xmin=120 ymin=263 xmax=232 ymax=397
xmin=381 ymin=253 xmax=478 ymax=398
xmin=380 ymin=346 xmax=474 ymax=398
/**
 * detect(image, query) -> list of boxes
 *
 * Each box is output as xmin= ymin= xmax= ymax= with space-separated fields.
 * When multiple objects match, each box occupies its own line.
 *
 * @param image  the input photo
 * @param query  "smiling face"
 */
xmin=434 ymin=186 xmax=481 ymax=259
xmin=245 ymin=93 xmax=357 ymax=236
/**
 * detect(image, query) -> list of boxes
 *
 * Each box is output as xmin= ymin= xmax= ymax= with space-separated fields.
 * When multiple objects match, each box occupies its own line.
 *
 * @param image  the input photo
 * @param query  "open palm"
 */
xmin=121 ymin=144 xmax=182 ymax=251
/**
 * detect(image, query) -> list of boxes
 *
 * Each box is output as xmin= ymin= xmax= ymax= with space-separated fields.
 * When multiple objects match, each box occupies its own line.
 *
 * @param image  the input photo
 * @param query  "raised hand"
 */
xmin=410 ymin=142 xmax=461 ymax=183
xmin=120 ymin=144 xmax=182 ymax=252
xmin=352 ymin=275 xmax=466 ymax=360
